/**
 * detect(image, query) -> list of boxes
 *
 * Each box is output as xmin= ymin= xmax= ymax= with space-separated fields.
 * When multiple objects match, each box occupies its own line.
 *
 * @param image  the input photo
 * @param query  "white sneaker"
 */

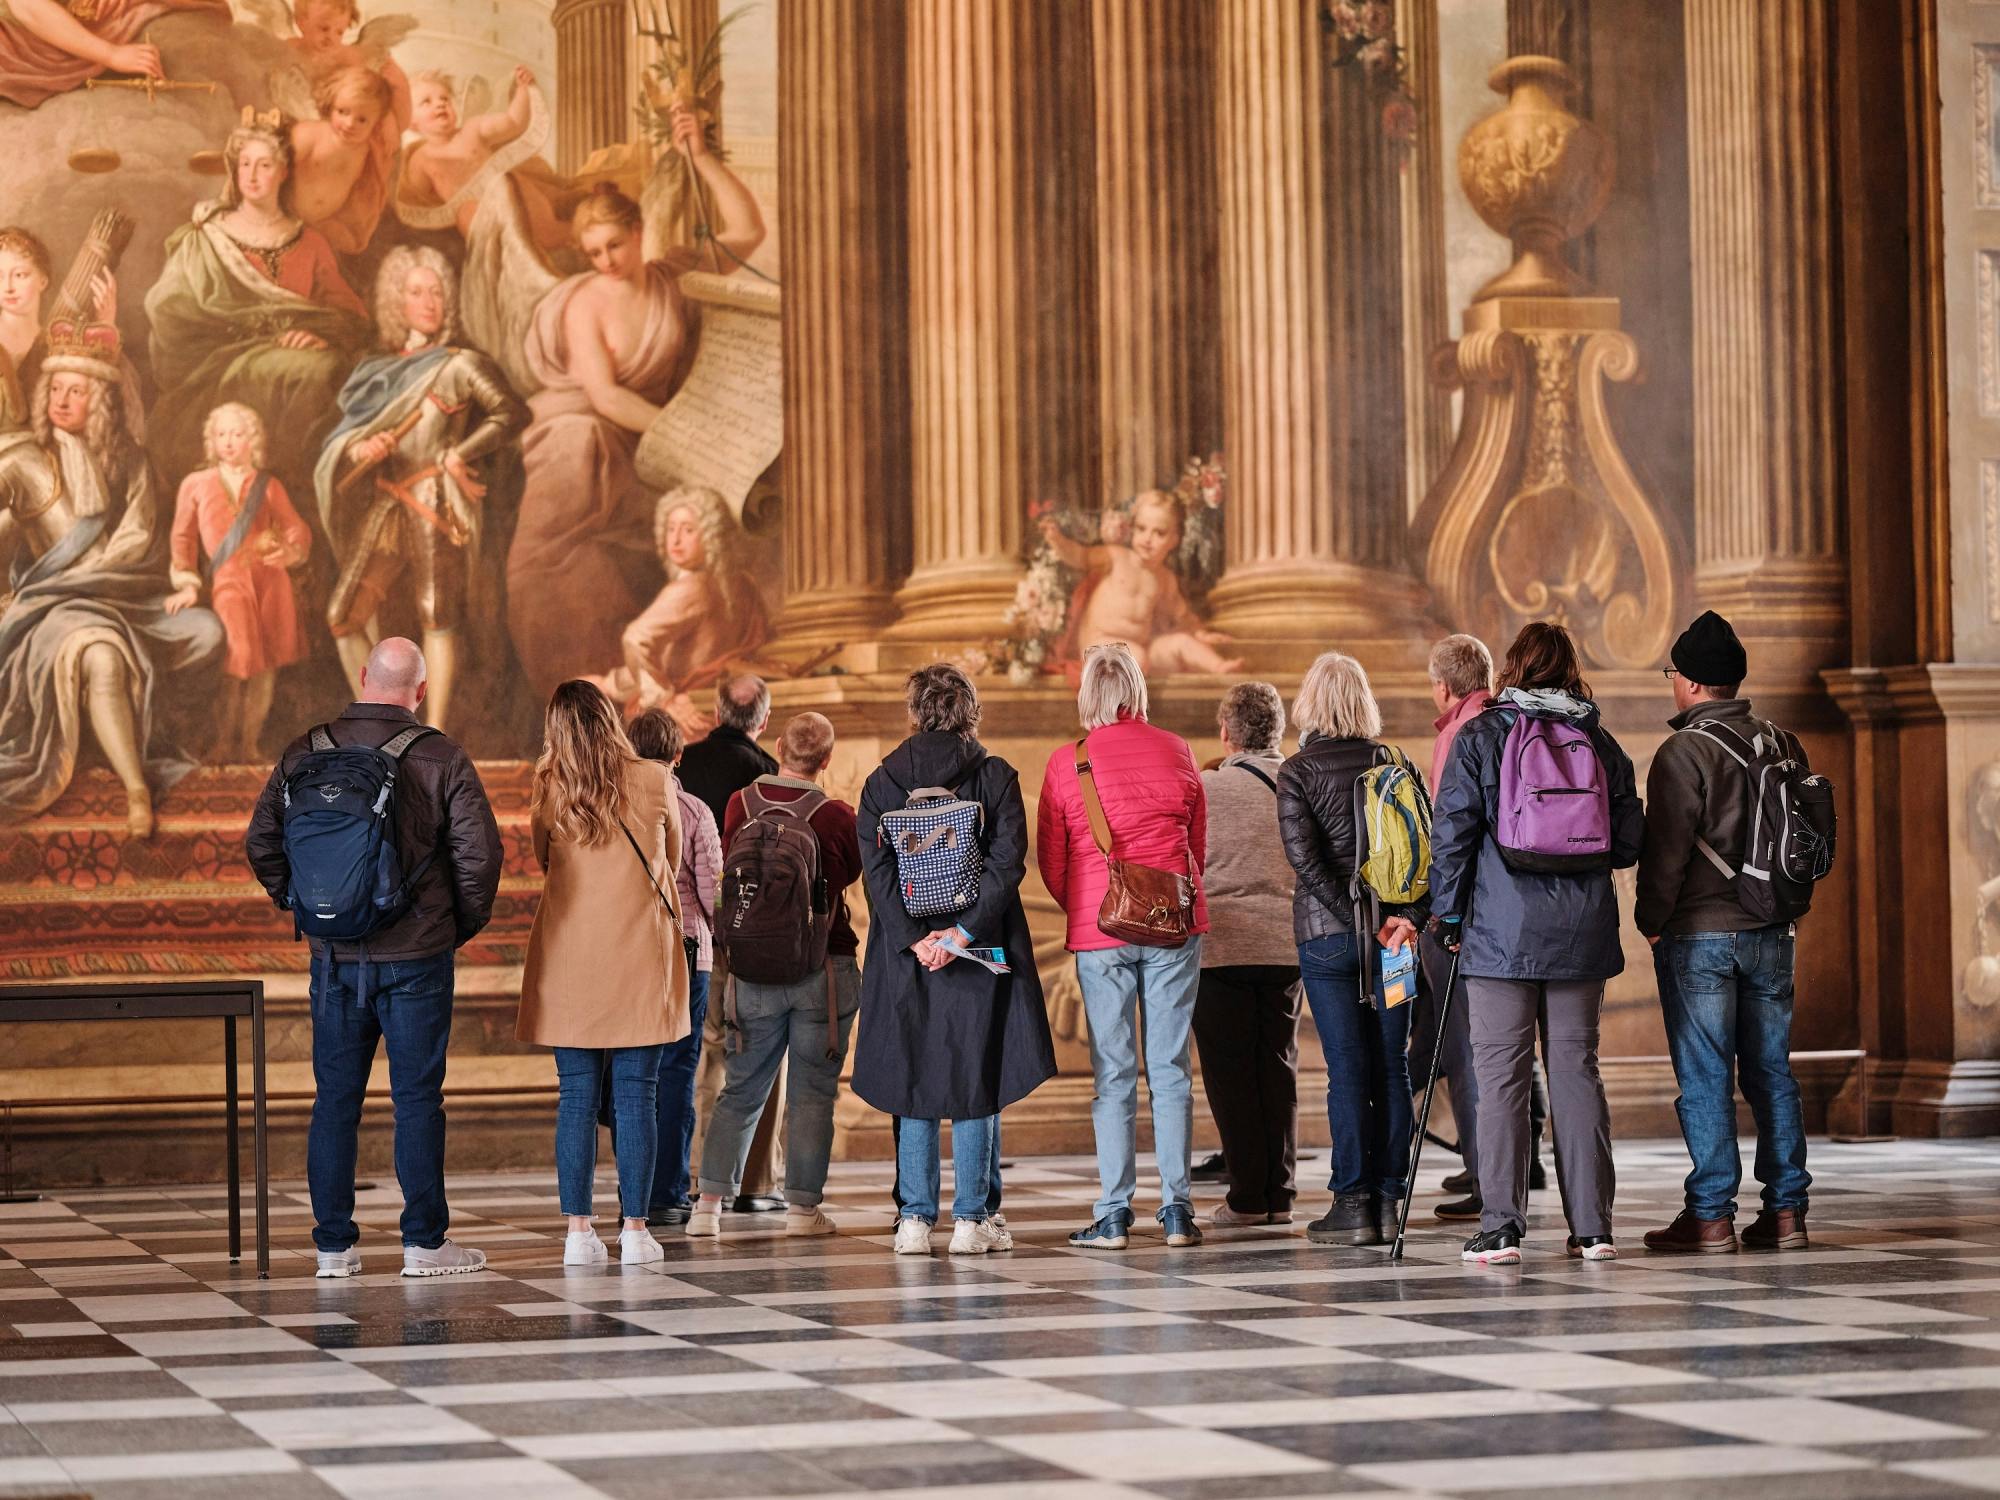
xmin=619 ymin=1228 xmax=666 ymax=1265
xmin=563 ymin=1230 xmax=608 ymax=1266
xmin=685 ymin=1202 xmax=721 ymax=1238
xmin=784 ymin=1205 xmax=836 ymax=1237
xmin=401 ymin=1239 xmax=487 ymax=1277
xmin=1209 ymin=1204 xmax=1266 ymax=1227
xmin=315 ymin=1248 xmax=361 ymax=1279
xmin=948 ymin=1219 xmax=990 ymax=1255
xmin=893 ymin=1217 xmax=933 ymax=1255
xmin=983 ymin=1214 xmax=1014 ymax=1251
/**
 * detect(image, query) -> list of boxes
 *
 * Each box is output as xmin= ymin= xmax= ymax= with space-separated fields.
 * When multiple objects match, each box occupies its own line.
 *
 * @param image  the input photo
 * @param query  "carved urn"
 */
xmin=1458 ymin=55 xmax=1614 ymax=301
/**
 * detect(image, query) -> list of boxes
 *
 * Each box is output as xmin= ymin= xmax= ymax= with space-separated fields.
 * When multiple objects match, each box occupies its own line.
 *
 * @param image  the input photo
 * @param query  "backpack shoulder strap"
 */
xmin=1236 ymin=760 xmax=1278 ymax=794
xmin=1072 ymin=737 xmax=1116 ymax=859
xmin=308 ymin=724 xmax=335 ymax=753
xmin=379 ymin=725 xmax=440 ymax=761
xmin=1683 ymin=718 xmax=1753 ymax=766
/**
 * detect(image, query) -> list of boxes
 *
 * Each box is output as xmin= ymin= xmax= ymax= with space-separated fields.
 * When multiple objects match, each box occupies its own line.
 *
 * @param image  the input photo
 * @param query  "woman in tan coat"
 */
xmin=518 ymin=680 xmax=689 ymax=1266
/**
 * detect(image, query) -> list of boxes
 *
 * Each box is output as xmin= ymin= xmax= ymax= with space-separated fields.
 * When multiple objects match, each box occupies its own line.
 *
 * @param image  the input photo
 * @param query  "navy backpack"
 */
xmin=279 ymin=724 xmax=439 ymax=942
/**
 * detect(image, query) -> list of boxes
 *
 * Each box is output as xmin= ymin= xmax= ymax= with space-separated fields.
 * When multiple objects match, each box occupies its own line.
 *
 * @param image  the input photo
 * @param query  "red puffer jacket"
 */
xmin=1036 ymin=715 xmax=1209 ymax=952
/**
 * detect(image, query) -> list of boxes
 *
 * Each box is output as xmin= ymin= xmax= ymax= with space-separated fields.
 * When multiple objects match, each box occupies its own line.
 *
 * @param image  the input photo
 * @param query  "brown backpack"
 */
xmin=718 ymin=782 xmax=831 ymax=984
xmin=1072 ymin=738 xmax=1195 ymax=948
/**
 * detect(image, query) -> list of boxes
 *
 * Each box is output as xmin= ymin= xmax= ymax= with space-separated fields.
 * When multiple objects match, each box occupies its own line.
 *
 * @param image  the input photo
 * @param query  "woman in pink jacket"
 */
xmin=1038 ymin=643 xmax=1209 ymax=1250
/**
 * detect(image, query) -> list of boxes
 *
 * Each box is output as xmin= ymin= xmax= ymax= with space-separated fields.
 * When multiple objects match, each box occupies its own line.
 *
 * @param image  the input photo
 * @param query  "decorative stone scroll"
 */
xmin=1413 ymin=56 xmax=1678 ymax=670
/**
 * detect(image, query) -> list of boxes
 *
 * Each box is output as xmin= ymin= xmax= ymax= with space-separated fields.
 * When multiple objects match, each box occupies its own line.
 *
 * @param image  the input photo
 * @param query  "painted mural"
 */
xmin=0 ymin=0 xmax=782 ymax=846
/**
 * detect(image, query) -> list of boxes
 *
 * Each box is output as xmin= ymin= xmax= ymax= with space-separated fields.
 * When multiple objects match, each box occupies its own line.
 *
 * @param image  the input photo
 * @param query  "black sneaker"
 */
xmin=647 ymin=1201 xmax=693 ymax=1228
xmin=1440 ymin=1168 xmax=1475 ymax=1194
xmin=1190 ymin=1152 xmax=1230 ymax=1183
xmin=1462 ymin=1227 xmax=1522 ymax=1264
xmin=1306 ymin=1193 xmax=1382 ymax=1247
xmin=1567 ymin=1235 xmax=1616 ymax=1261
xmin=1528 ymin=1157 xmax=1548 ymax=1192
xmin=1434 ymin=1193 xmax=1483 ymax=1222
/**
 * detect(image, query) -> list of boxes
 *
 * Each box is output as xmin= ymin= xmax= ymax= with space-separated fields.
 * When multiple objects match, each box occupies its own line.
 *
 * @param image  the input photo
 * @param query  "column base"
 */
xmin=1204 ymin=560 xmax=1443 ymax=674
xmin=1696 ymin=560 xmax=1848 ymax=685
xmin=763 ymin=586 xmax=901 ymax=674
xmin=1882 ymin=1059 xmax=2000 ymax=1137
xmin=885 ymin=563 xmax=1022 ymax=654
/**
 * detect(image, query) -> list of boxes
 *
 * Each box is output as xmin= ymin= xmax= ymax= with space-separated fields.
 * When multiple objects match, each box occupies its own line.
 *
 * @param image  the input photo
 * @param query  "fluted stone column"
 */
xmin=552 ymin=0 xmax=627 ymax=174
xmin=1685 ymin=0 xmax=1846 ymax=681
xmin=771 ymin=0 xmax=910 ymax=652
xmin=1092 ymin=0 xmax=1221 ymax=501
xmin=891 ymin=0 xmax=1099 ymax=645
xmin=1205 ymin=0 xmax=1433 ymax=667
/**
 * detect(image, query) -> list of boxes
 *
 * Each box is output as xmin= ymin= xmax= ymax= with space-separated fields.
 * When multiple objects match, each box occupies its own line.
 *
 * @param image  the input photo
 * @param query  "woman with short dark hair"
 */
xmin=1194 ymin=683 xmax=1301 ymax=1227
xmin=1429 ymin=622 xmax=1643 ymax=1264
xmin=853 ymin=664 xmax=1057 ymax=1255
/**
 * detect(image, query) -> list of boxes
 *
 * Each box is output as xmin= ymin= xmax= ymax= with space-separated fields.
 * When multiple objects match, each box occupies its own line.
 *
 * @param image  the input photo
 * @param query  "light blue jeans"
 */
xmin=1076 ymin=938 xmax=1202 ymax=1220
xmin=698 ymin=959 xmax=860 ymax=1208
xmin=896 ymin=1114 xmax=999 ymax=1223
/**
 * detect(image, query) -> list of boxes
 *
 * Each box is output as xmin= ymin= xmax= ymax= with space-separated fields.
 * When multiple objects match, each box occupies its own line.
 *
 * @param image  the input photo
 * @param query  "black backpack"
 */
xmin=1682 ymin=717 xmax=1837 ymax=924
xmin=717 ymin=781 xmax=831 ymax=985
xmin=279 ymin=724 xmax=439 ymax=941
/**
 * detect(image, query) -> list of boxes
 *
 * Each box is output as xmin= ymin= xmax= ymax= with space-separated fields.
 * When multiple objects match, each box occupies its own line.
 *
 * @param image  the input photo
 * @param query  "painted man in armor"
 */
xmin=0 ymin=323 xmax=223 ymax=836
xmin=315 ymin=245 xmax=525 ymax=732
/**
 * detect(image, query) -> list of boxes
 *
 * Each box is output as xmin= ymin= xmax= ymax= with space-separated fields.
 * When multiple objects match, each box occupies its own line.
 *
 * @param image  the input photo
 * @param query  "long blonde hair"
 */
xmin=532 ymin=680 xmax=634 ymax=847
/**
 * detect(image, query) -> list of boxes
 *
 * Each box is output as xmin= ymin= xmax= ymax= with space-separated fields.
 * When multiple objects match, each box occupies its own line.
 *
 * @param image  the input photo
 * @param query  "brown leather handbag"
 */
xmin=1073 ymin=738 xmax=1195 ymax=948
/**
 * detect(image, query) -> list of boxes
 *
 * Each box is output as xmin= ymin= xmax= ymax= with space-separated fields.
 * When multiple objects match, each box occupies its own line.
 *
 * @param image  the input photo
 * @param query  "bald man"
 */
xmin=246 ymin=637 xmax=503 ymax=1279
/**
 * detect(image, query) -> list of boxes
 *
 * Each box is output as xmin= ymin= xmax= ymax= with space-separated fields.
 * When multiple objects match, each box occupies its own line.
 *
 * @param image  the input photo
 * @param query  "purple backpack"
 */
xmin=1494 ymin=710 xmax=1613 ymax=873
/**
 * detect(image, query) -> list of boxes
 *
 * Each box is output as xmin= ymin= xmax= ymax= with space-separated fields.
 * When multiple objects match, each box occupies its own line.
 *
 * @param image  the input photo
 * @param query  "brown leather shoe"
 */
xmin=1643 ymin=1208 xmax=1737 ymax=1253
xmin=1742 ymin=1206 xmax=1808 ymax=1250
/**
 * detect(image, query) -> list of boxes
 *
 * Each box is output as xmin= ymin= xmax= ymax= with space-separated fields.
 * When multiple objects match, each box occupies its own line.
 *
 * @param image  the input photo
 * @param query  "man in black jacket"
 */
xmin=245 ymin=637 xmax=502 ymax=1280
xmin=679 ymin=673 xmax=787 ymax=1212
xmin=1637 ymin=611 xmax=1813 ymax=1255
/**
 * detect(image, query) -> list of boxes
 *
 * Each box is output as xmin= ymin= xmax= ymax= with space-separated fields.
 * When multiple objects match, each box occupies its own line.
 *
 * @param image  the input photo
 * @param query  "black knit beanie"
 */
xmin=1670 ymin=610 xmax=1747 ymax=688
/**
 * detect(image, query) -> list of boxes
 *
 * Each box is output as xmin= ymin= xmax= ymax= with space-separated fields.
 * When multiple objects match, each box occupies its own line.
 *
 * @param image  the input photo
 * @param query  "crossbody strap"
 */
xmin=1073 ymin=738 xmax=1117 ymax=859
xmin=1236 ymin=761 xmax=1278 ymax=794
xmin=618 ymin=817 xmax=683 ymax=929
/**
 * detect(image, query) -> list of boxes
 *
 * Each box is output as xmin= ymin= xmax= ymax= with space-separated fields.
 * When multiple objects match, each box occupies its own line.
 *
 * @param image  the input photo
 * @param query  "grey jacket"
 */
xmin=1198 ymin=753 xmax=1296 ymax=968
xmin=1635 ymin=697 xmax=1804 ymax=938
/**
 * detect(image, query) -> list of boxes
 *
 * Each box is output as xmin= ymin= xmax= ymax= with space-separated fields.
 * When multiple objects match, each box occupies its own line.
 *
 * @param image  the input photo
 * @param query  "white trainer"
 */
xmin=619 ymin=1228 xmax=666 ymax=1265
xmin=948 ymin=1219 xmax=991 ymax=1255
xmin=893 ymin=1217 xmax=933 ymax=1255
xmin=401 ymin=1239 xmax=487 ymax=1277
xmin=784 ymin=1205 xmax=837 ymax=1237
xmin=315 ymin=1247 xmax=361 ymax=1279
xmin=685 ymin=1202 xmax=721 ymax=1238
xmin=983 ymin=1214 xmax=1014 ymax=1251
xmin=563 ymin=1231 xmax=608 ymax=1266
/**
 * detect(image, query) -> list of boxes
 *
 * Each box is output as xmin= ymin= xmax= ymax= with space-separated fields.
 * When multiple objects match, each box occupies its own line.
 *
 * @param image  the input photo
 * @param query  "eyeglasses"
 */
xmin=1661 ymin=668 xmax=1681 ymax=680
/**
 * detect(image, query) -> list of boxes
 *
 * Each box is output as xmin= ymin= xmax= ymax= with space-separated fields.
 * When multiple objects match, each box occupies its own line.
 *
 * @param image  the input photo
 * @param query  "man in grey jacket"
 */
xmin=1637 ymin=611 xmax=1812 ymax=1254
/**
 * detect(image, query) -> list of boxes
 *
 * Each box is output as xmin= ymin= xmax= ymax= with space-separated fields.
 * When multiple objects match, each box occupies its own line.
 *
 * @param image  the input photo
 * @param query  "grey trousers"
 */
xmin=1467 ymin=977 xmax=1614 ymax=1238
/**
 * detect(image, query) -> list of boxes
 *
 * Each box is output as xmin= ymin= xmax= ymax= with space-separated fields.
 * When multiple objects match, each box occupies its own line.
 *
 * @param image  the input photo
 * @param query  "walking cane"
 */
xmin=1392 ymin=931 xmax=1463 ymax=1262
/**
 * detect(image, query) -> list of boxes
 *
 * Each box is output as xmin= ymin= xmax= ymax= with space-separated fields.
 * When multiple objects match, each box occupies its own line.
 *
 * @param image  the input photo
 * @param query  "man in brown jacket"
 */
xmin=245 ymin=637 xmax=503 ymax=1280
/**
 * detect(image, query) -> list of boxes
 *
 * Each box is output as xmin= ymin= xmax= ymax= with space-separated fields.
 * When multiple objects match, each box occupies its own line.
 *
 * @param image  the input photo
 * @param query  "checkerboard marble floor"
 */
xmin=10 ymin=1141 xmax=2000 ymax=1499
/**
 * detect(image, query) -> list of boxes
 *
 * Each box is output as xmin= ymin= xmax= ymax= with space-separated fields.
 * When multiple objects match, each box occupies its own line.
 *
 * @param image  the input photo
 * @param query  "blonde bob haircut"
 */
xmin=1292 ymin=651 xmax=1383 ymax=742
xmin=1077 ymin=641 xmax=1149 ymax=730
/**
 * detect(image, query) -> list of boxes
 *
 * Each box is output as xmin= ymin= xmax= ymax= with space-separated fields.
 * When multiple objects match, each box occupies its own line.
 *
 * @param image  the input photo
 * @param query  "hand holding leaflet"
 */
xmin=934 ymin=936 xmax=1011 ymax=975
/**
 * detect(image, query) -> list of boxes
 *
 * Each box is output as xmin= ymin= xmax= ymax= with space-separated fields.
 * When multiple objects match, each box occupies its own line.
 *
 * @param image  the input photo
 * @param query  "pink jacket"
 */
xmin=1037 ymin=716 xmax=1210 ymax=952
xmin=1431 ymin=687 xmax=1494 ymax=793
xmin=673 ymin=778 xmax=722 ymax=972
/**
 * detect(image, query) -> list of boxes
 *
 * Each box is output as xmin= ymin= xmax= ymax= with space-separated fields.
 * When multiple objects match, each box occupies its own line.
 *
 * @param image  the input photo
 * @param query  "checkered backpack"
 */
xmin=877 ymin=779 xmax=985 ymax=920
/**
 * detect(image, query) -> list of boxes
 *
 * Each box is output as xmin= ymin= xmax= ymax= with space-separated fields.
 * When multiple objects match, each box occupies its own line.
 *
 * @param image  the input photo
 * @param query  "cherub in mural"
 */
xmin=1040 ymin=488 xmax=1242 ymax=675
xmin=505 ymin=151 xmax=765 ymax=697
xmin=0 ymin=325 xmax=222 ymax=836
xmin=144 ymin=110 xmax=372 ymax=499
xmin=402 ymin=66 xmax=575 ymax=258
xmin=0 ymin=0 xmax=224 ymax=110
xmin=165 ymin=402 xmax=310 ymax=764
xmin=316 ymin=246 xmax=526 ymax=734
xmin=586 ymin=486 xmax=770 ymax=738
xmin=284 ymin=64 xmax=407 ymax=256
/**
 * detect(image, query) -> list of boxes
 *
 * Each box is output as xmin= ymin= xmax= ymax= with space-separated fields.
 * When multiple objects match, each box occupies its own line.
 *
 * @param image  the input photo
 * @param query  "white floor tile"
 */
xmin=69 ymin=1291 xmax=254 ymax=1323
xmin=1401 ymin=1351 xmax=1712 ymax=1391
xmin=511 ymin=1416 xmax=964 ymax=1459
xmin=63 ymin=1448 xmax=301 ymax=1481
xmin=1617 ymin=1396 xmax=1983 ymax=1445
xmin=317 ymin=1456 xmax=605 ymax=1499
xmin=1351 ymin=1444 xmax=1867 ymax=1491
xmin=9 ymin=1396 xmax=221 ymax=1422
xmin=987 ymin=1427 xmax=1329 ymax=1481
xmin=839 ymin=1376 xmax=1122 ymax=1419
xmin=980 ymin=1345 xmax=1378 ymax=1378
xmin=236 ymin=1403 xmax=494 ymax=1450
xmin=116 ymin=1325 xmax=314 ymax=1357
xmin=1703 ymin=1295 xmax=1982 ymax=1326
xmin=1220 ymin=1314 xmax=1488 ymax=1347
xmin=1141 ymin=1388 xmax=1589 ymax=1428
xmin=711 ymin=1337 xmax=959 ymax=1372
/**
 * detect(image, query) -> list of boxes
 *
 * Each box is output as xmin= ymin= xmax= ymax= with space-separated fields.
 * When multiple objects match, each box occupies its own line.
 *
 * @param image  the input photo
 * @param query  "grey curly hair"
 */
xmin=372 ymin=246 xmax=459 ymax=349
xmin=31 ymin=371 xmax=127 ymax=479
xmin=654 ymin=485 xmax=747 ymax=578
xmin=906 ymin=663 xmax=981 ymax=740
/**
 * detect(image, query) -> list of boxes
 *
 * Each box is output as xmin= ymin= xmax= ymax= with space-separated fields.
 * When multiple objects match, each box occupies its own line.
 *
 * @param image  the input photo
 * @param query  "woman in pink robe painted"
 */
xmin=503 ymin=107 xmax=763 ymax=699
xmin=0 ymin=0 xmax=225 ymax=110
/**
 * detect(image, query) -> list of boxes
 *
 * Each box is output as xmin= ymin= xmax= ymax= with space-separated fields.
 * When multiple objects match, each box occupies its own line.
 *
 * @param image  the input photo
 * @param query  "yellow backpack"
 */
xmin=1350 ymin=748 xmax=1432 ymax=908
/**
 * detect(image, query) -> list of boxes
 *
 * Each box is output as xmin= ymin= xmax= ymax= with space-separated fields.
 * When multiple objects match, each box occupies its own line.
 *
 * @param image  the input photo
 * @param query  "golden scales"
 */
xmin=66 ymin=74 xmax=223 ymax=176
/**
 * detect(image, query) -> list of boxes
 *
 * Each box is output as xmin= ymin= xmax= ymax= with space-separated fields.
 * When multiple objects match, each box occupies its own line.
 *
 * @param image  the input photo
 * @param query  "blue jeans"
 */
xmin=1299 ymin=933 xmax=1413 ymax=1203
xmin=555 ymin=1045 xmax=665 ymax=1218
xmin=897 ymin=1114 xmax=1001 ymax=1222
xmin=307 ymin=951 xmax=455 ymax=1252
xmin=1076 ymin=938 xmax=1201 ymax=1221
xmin=1656 ymin=926 xmax=1812 ymax=1219
xmin=699 ymin=959 xmax=861 ymax=1207
xmin=649 ymin=970 xmax=710 ymax=1212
